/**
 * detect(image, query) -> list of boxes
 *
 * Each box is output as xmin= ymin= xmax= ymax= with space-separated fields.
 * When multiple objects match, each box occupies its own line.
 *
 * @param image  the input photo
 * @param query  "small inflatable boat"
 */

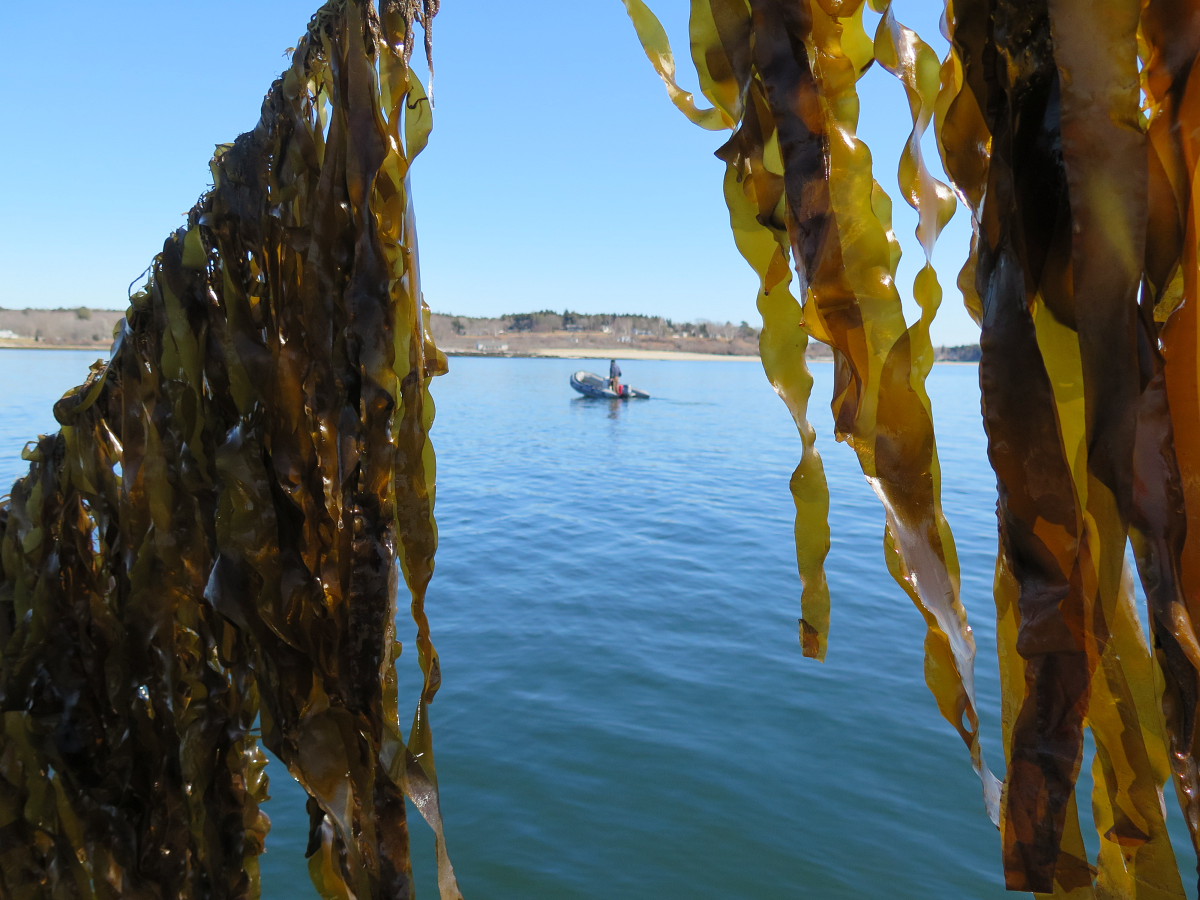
xmin=570 ymin=370 xmax=650 ymax=400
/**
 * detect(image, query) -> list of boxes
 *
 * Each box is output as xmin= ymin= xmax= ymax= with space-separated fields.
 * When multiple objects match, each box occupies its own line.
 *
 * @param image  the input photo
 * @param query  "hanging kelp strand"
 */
xmin=625 ymin=0 xmax=1200 ymax=894
xmin=621 ymin=0 xmax=1001 ymax=823
xmin=0 ymin=2 xmax=460 ymax=898
xmin=942 ymin=0 xmax=1190 ymax=892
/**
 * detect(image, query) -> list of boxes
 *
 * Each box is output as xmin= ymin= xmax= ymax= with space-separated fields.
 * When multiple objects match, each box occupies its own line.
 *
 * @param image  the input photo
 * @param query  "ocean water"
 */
xmin=0 ymin=350 xmax=1193 ymax=898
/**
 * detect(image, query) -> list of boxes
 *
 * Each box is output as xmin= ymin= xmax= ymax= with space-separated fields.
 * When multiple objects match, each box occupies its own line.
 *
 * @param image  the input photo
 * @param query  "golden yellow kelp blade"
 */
xmin=721 ymin=139 xmax=834 ymax=661
xmin=622 ymin=0 xmax=734 ymax=130
xmin=0 ymin=2 xmax=459 ymax=898
xmin=620 ymin=0 xmax=1001 ymax=821
xmin=809 ymin=0 xmax=1000 ymax=820
xmin=621 ymin=0 xmax=836 ymax=658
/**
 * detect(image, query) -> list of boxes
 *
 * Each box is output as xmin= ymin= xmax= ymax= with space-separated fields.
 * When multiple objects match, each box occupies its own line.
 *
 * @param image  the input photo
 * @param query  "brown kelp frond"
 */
xmin=943 ymin=0 xmax=1187 ymax=891
xmin=0 ymin=2 xmax=457 ymax=899
xmin=626 ymin=0 xmax=1200 ymax=893
xmin=386 ymin=0 xmax=440 ymax=100
xmin=621 ymin=0 xmax=1001 ymax=823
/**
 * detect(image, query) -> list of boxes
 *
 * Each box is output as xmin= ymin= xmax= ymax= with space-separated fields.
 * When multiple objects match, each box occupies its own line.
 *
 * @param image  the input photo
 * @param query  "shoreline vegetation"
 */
xmin=430 ymin=311 xmax=982 ymax=362
xmin=0 ymin=307 xmax=125 ymax=350
xmin=0 ymin=307 xmax=983 ymax=362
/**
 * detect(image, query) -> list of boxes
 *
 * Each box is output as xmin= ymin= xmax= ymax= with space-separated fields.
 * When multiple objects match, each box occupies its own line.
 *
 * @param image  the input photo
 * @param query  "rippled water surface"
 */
xmin=1 ymin=350 xmax=1194 ymax=899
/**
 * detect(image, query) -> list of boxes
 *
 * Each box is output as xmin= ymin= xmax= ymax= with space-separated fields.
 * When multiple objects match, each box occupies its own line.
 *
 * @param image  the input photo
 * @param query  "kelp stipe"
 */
xmin=0 ymin=2 xmax=460 ymax=898
xmin=625 ymin=0 xmax=1200 ymax=894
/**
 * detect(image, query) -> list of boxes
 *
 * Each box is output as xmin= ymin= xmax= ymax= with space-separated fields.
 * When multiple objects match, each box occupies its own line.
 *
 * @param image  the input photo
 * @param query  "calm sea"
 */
xmin=1 ymin=350 xmax=1194 ymax=899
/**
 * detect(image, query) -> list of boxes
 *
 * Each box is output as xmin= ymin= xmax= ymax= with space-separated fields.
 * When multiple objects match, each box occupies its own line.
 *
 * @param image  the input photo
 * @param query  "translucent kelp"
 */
xmin=0 ymin=2 xmax=460 ymax=898
xmin=623 ymin=0 xmax=1000 ymax=823
xmin=625 ymin=0 xmax=1200 ymax=894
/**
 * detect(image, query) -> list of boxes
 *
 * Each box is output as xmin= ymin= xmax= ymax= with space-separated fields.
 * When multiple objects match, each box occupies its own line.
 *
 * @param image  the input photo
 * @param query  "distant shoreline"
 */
xmin=449 ymin=347 xmax=762 ymax=362
xmin=0 ymin=344 xmax=980 ymax=365
xmin=446 ymin=348 xmax=979 ymax=364
xmin=0 ymin=308 xmax=981 ymax=363
xmin=0 ymin=341 xmax=111 ymax=352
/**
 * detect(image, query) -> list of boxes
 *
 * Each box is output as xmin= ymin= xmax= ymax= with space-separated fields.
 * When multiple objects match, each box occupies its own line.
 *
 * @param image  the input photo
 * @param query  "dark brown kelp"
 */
xmin=626 ymin=0 xmax=1200 ymax=894
xmin=0 ymin=2 xmax=459 ymax=898
xmin=949 ymin=0 xmax=1185 ymax=891
xmin=1145 ymin=0 xmax=1200 ymax=889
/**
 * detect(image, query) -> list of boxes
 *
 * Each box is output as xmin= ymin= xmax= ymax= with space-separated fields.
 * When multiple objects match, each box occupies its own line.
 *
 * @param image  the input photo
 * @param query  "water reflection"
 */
xmin=570 ymin=396 xmax=624 ymax=420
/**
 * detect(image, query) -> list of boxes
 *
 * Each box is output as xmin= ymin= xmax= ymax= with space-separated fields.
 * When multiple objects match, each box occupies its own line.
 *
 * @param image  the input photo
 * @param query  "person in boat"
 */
xmin=609 ymin=359 xmax=622 ymax=396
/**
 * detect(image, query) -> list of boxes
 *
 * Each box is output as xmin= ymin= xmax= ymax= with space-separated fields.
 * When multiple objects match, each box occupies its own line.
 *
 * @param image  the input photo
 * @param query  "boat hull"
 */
xmin=570 ymin=370 xmax=649 ymax=400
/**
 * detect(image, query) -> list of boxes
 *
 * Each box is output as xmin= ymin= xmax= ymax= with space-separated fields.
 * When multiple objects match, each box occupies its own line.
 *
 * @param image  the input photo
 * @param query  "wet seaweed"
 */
xmin=9 ymin=0 xmax=1200 ymax=893
xmin=0 ymin=2 xmax=459 ymax=898
xmin=625 ymin=0 xmax=1200 ymax=894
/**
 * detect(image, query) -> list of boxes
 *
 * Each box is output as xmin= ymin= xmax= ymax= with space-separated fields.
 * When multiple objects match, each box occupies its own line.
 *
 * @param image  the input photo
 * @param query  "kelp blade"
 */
xmin=623 ymin=0 xmax=1200 ymax=894
xmin=620 ymin=0 xmax=1000 ymax=821
xmin=0 ymin=2 xmax=459 ymax=898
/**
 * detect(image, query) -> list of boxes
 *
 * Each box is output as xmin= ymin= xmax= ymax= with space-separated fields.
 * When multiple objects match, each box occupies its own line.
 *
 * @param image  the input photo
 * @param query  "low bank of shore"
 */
xmin=0 ymin=343 xmax=979 ymax=364
xmin=0 ymin=340 xmax=111 ymax=352
xmin=448 ymin=347 xmax=761 ymax=362
xmin=446 ymin=347 xmax=981 ymax=363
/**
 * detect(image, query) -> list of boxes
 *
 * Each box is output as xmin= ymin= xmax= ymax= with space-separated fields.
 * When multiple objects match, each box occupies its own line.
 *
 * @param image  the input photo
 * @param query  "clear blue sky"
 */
xmin=1 ymin=0 xmax=980 ymax=345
